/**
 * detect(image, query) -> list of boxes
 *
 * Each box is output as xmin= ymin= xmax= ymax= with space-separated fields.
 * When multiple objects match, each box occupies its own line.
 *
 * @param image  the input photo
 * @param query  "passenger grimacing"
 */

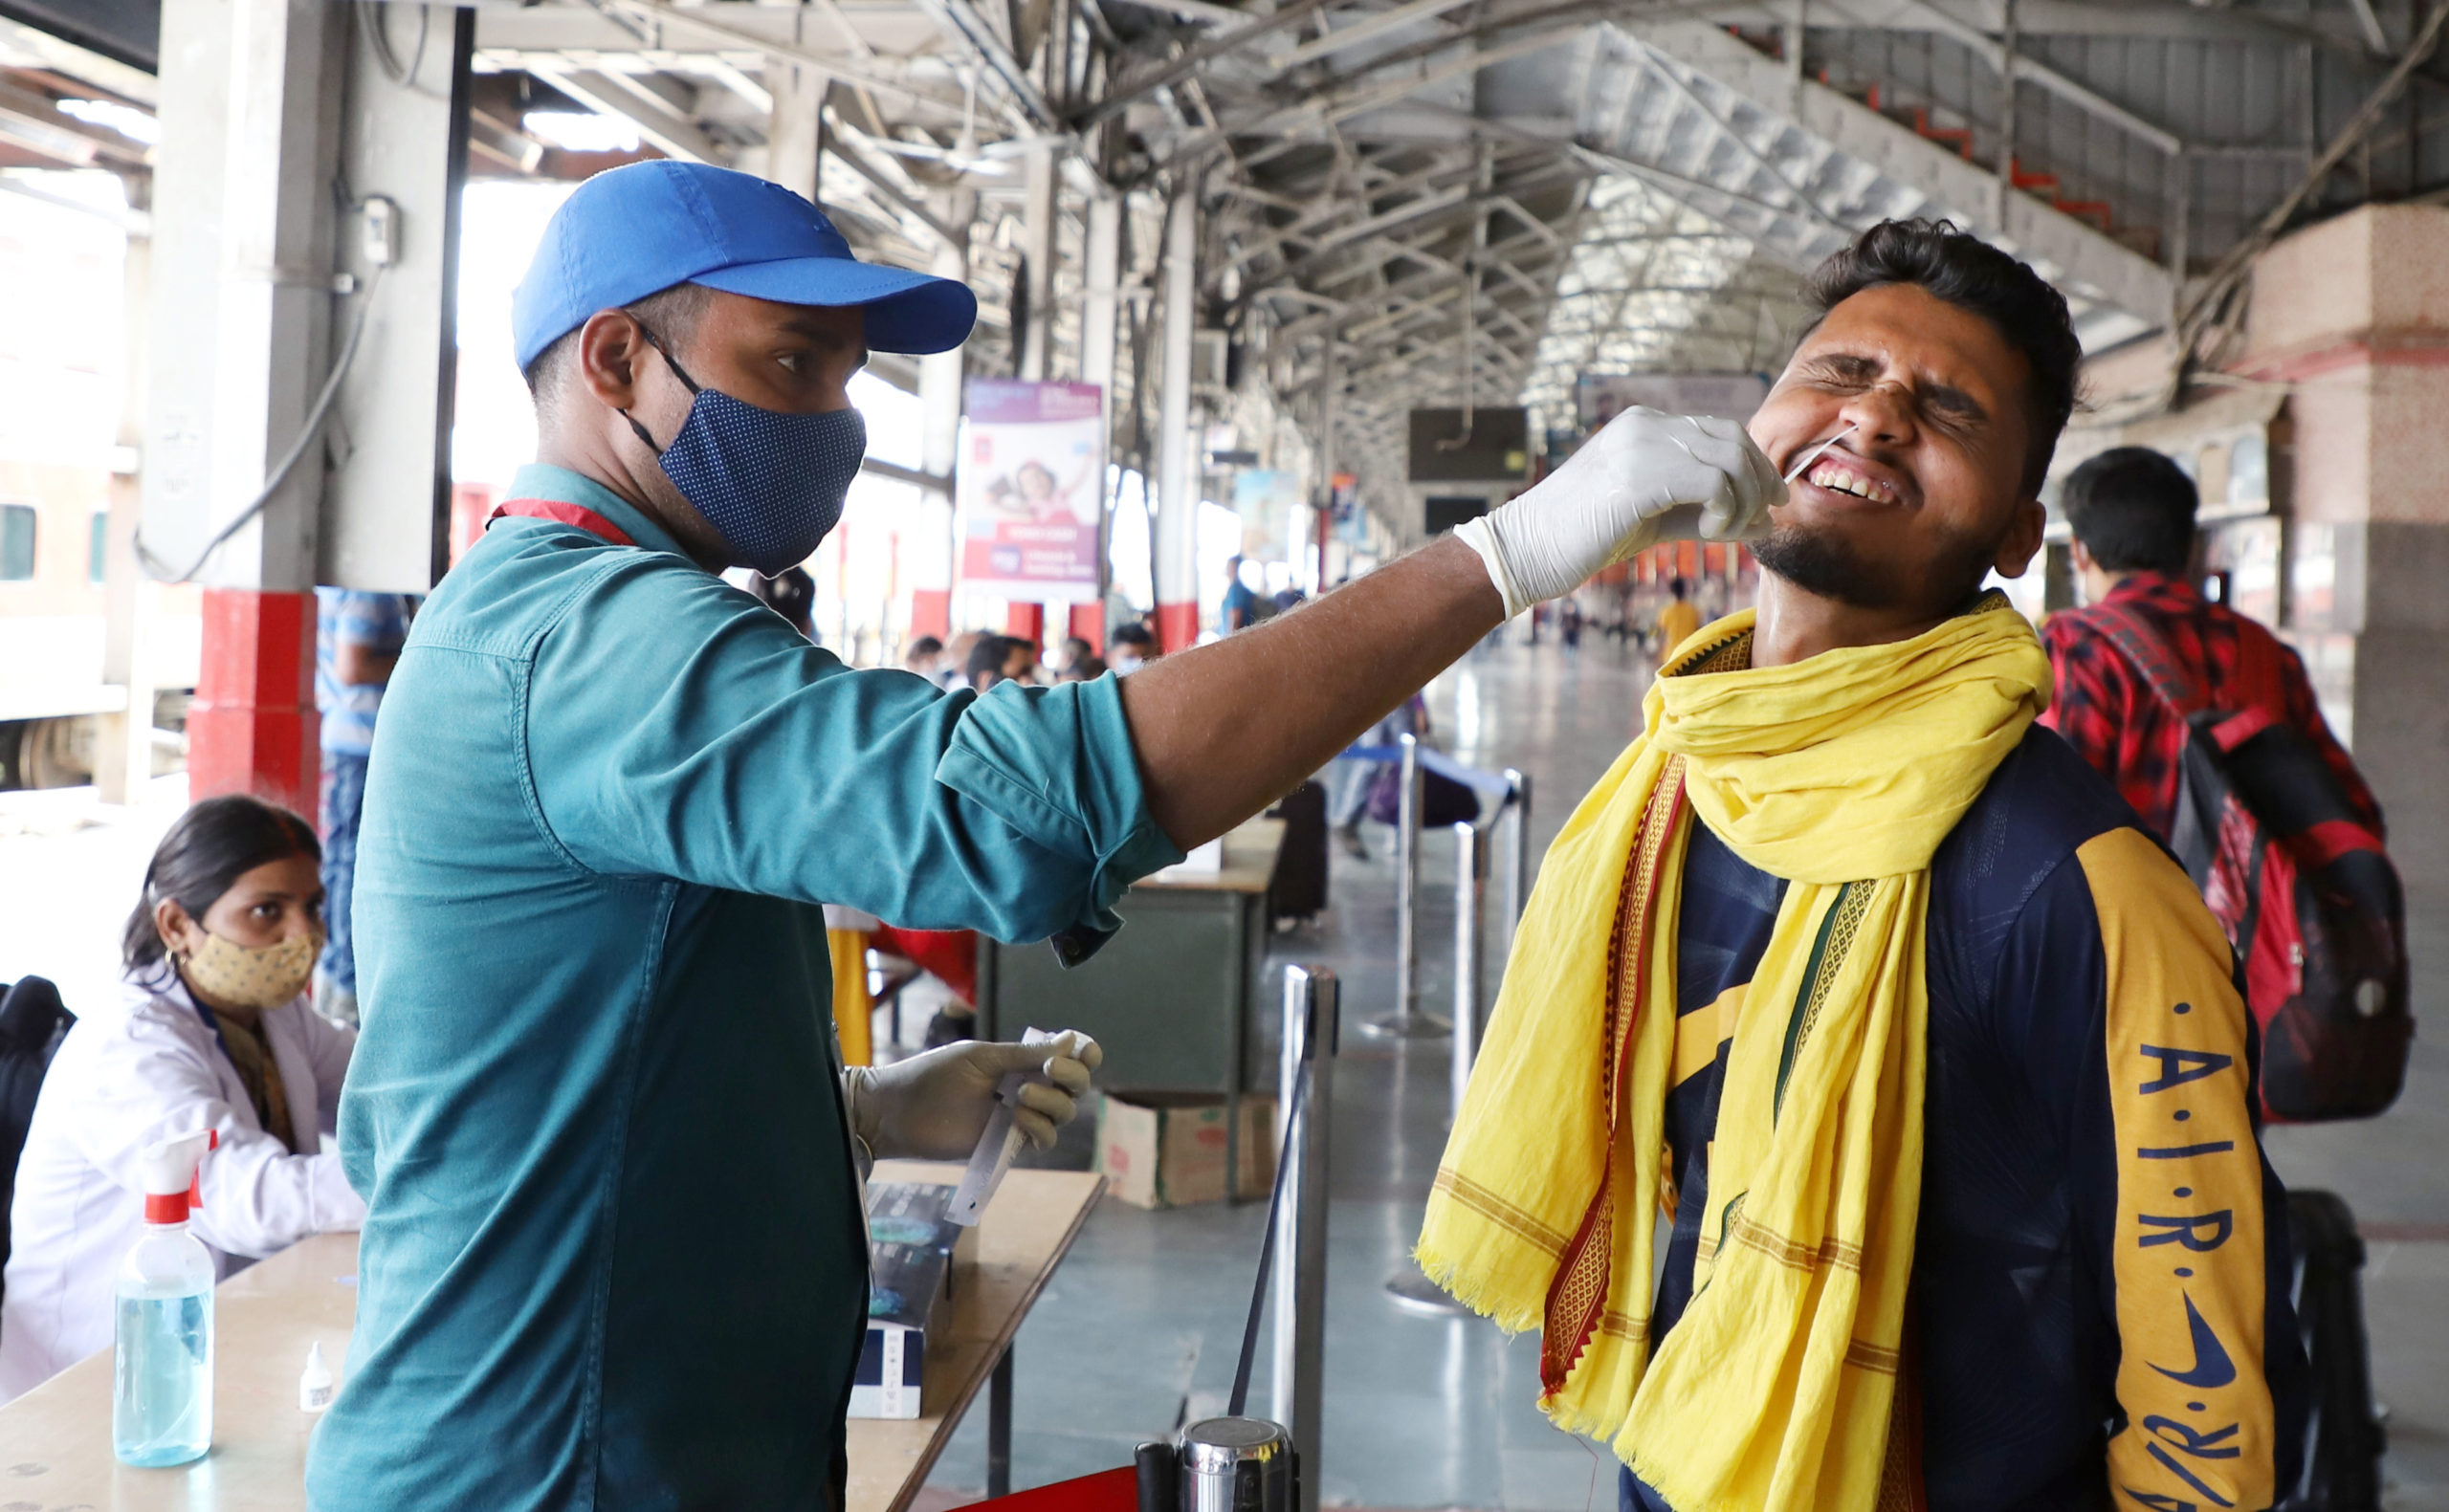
xmin=1421 ymin=219 xmax=2305 ymax=1512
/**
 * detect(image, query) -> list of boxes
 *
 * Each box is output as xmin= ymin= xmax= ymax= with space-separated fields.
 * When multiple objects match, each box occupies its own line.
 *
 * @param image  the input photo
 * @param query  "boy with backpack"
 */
xmin=2043 ymin=446 xmax=2407 ymax=1122
xmin=2046 ymin=443 xmax=2411 ymax=1510
xmin=2044 ymin=448 xmax=2379 ymax=842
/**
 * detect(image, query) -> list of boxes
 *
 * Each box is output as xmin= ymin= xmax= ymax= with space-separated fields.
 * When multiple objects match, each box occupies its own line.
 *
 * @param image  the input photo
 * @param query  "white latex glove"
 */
xmin=1455 ymin=405 xmax=1785 ymax=620
xmin=842 ymin=1032 xmax=1104 ymax=1161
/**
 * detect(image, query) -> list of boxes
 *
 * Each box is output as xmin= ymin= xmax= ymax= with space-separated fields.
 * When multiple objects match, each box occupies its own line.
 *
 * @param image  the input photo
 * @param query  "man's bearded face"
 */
xmin=1745 ymin=284 xmax=2047 ymax=618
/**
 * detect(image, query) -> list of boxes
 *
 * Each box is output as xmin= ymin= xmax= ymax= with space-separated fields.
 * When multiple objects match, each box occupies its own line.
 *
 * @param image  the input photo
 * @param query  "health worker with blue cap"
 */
xmin=306 ymin=161 xmax=1788 ymax=1509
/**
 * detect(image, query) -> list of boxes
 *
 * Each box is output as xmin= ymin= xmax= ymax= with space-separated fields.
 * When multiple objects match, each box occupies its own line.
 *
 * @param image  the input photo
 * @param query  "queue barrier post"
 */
xmin=1271 ymin=965 xmax=1337 ymax=1512
xmin=1501 ymin=768 xmax=1532 ymax=957
xmin=1382 ymin=816 xmax=1482 ymax=1319
xmin=1362 ymin=734 xmax=1448 ymax=1039
xmin=1449 ymin=820 xmax=1488 ymax=1119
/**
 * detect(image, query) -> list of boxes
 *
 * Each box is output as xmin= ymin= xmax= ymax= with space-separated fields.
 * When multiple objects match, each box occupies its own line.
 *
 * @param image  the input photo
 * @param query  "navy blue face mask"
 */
xmin=622 ymin=327 xmax=866 ymax=575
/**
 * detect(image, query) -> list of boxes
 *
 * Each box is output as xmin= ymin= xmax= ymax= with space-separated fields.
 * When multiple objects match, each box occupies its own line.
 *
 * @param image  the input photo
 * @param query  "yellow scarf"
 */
xmin=1418 ymin=595 xmax=2050 ymax=1512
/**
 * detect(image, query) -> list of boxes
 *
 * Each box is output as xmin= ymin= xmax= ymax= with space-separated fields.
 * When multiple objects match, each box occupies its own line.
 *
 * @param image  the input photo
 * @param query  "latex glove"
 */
xmin=1454 ymin=405 xmax=1784 ymax=620
xmin=842 ymin=1032 xmax=1104 ymax=1161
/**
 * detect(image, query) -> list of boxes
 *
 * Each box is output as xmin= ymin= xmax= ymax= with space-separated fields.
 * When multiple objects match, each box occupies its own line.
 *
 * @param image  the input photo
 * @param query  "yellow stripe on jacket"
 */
xmin=2082 ymin=828 xmax=2274 ymax=1512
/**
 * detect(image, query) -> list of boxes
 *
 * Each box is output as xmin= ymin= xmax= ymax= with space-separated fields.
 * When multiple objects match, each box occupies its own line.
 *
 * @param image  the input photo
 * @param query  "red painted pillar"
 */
xmin=911 ymin=588 xmax=952 ymax=640
xmin=1004 ymin=601 xmax=1044 ymax=646
xmin=1155 ymin=601 xmax=1200 ymax=653
xmin=1067 ymin=603 xmax=1104 ymax=648
xmin=188 ymin=588 xmax=319 ymax=819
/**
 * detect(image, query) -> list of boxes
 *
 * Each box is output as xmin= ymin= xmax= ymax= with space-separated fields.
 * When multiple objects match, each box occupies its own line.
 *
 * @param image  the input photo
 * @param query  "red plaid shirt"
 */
xmin=2040 ymin=571 xmax=2383 ymax=844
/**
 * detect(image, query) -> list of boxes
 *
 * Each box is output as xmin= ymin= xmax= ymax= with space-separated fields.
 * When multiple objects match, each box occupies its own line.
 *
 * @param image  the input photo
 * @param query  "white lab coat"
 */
xmin=0 ymin=967 xmax=365 ymax=1402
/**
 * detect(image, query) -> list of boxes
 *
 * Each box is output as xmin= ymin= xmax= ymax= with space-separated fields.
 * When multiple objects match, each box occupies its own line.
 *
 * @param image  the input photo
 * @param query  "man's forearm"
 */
xmin=1118 ymin=536 xmax=1504 ymax=848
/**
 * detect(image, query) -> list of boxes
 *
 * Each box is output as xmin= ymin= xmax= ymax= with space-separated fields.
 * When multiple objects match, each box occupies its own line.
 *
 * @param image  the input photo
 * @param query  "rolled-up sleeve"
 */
xmin=940 ymin=676 xmax=1184 ymax=942
xmin=523 ymin=554 xmax=1181 ymax=951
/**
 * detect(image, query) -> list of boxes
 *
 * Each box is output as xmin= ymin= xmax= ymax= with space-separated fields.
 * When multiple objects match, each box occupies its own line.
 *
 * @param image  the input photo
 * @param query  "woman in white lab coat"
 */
xmin=0 ymin=795 xmax=366 ymax=1402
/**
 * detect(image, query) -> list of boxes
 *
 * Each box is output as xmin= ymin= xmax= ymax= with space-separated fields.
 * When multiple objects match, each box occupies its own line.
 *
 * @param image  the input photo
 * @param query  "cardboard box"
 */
xmin=1097 ymin=1090 xmax=1278 ymax=1209
xmin=849 ymin=1182 xmax=957 ymax=1418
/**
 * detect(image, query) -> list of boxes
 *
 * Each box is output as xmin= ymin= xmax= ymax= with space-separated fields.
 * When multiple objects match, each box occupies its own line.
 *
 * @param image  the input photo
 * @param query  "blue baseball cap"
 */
xmin=512 ymin=161 xmax=978 ymax=368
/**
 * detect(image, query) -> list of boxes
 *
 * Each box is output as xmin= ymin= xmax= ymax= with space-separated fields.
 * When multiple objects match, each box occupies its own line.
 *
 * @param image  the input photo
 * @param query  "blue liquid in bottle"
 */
xmin=113 ymin=1291 xmax=212 ymax=1466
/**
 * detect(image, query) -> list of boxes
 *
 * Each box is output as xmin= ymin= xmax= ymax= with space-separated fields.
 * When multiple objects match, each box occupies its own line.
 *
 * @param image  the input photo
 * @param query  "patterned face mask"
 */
xmin=180 ymin=927 xmax=320 ymax=1011
xmin=622 ymin=325 xmax=867 ymax=576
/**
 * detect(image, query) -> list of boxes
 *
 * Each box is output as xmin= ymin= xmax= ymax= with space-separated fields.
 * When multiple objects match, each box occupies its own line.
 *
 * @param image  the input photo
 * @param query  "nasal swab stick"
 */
xmin=1783 ymin=421 xmax=1859 ymax=485
xmin=947 ymin=1028 xmax=1069 ymax=1227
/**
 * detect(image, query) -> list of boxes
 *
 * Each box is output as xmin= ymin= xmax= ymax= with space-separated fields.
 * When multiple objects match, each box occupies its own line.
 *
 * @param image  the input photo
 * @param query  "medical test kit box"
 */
xmin=849 ymin=1181 xmax=968 ymax=1419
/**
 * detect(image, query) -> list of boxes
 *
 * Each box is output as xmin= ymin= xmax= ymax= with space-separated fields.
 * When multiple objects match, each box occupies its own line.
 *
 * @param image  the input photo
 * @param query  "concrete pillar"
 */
xmin=1081 ymin=191 xmax=1122 ymax=395
xmin=325 ymin=4 xmax=473 ymax=591
xmin=1077 ymin=188 xmax=1122 ymax=649
xmin=764 ymin=60 xmax=825 ymax=204
xmin=1018 ymin=144 xmax=1055 ymax=383
xmin=1154 ymin=190 xmax=1200 ymax=651
xmin=96 ymin=220 xmax=153 ymax=806
xmin=912 ymin=210 xmax=969 ymax=640
xmin=2238 ymin=203 xmax=2449 ymax=965
xmin=1317 ymin=335 xmax=1339 ymax=595
xmin=152 ymin=0 xmax=343 ymax=815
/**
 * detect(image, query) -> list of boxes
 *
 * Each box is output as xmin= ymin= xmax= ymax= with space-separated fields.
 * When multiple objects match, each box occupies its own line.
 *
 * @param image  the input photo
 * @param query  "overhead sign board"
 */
xmin=1406 ymin=407 xmax=1530 ymax=483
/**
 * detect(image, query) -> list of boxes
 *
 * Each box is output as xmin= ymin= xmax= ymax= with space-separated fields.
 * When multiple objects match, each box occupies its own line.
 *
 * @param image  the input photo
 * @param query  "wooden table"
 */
xmin=0 ymin=1162 xmax=1105 ymax=1512
xmin=978 ymin=819 xmax=1287 ymax=1189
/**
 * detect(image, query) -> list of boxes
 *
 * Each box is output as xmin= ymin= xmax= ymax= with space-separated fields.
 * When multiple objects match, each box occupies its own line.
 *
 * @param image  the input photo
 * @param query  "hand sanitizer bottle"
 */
xmin=114 ymin=1129 xmax=218 ymax=1467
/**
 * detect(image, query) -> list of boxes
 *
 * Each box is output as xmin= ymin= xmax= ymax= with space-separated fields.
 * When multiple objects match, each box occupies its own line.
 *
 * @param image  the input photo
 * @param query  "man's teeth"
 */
xmin=1808 ymin=465 xmax=1887 ymax=499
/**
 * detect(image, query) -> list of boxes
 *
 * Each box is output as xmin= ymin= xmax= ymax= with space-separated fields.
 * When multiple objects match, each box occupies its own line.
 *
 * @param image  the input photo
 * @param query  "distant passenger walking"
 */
xmin=1651 ymin=577 xmax=1698 ymax=667
xmin=313 ymin=588 xmax=416 ymax=1028
xmin=1220 ymin=554 xmax=1265 ymax=633
xmin=2039 ymin=446 xmax=2382 ymax=843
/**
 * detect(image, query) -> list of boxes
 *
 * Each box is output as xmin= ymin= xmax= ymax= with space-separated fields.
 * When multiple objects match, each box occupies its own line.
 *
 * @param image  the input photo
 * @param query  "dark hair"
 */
xmin=1669 ymin=577 xmax=1688 ymax=599
xmin=747 ymin=566 xmax=816 ymax=637
xmin=520 ymin=282 xmax=717 ymax=426
xmin=124 ymin=796 xmax=320 ymax=972
xmin=908 ymin=635 xmax=944 ymax=658
xmin=1109 ymin=623 xmax=1155 ymax=649
xmin=1800 ymin=220 xmax=2081 ymax=496
xmin=2063 ymin=446 xmax=2198 ymax=577
xmin=965 ymin=634 xmax=1016 ymax=683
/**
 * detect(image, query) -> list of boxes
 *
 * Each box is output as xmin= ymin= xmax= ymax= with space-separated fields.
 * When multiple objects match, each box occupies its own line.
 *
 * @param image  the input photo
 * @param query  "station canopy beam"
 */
xmin=16 ymin=0 xmax=2449 ymax=534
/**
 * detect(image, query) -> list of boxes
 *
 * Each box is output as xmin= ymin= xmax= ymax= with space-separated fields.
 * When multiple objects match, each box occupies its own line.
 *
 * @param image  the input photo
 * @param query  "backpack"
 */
xmin=0 ymin=975 xmax=73 ymax=1296
xmin=2091 ymin=604 xmax=2411 ymax=1122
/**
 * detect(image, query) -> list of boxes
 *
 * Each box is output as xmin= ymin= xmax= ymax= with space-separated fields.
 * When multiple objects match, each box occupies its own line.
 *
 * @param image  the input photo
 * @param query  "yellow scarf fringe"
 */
xmin=1418 ymin=597 xmax=2050 ymax=1512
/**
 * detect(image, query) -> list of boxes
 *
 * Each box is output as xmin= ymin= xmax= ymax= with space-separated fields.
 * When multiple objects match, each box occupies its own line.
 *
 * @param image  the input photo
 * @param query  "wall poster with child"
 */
xmin=956 ymin=380 xmax=1105 ymax=603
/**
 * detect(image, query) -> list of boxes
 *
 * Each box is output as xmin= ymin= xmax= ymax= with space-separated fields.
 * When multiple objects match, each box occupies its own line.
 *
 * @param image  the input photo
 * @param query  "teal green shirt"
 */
xmin=308 ymin=465 xmax=1179 ymax=1509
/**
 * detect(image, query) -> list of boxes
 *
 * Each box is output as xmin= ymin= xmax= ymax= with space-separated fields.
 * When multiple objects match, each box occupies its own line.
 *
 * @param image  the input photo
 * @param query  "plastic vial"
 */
xmin=299 ymin=1342 xmax=335 ymax=1412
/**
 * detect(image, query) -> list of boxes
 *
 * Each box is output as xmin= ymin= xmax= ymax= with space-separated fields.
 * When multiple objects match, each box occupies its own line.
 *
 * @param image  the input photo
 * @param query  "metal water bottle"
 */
xmin=1178 ymin=1416 xmax=1295 ymax=1512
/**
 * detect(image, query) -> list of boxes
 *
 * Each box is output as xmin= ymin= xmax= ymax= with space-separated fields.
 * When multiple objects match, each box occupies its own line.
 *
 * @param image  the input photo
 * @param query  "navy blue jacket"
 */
xmin=1625 ymin=727 xmax=2307 ymax=1512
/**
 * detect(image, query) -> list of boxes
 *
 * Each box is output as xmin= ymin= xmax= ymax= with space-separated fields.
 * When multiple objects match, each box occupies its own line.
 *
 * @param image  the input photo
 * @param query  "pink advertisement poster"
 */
xmin=957 ymin=380 xmax=1105 ymax=603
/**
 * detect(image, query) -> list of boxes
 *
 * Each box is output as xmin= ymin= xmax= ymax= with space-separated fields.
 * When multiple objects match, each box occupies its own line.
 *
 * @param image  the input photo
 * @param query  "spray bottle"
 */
xmin=114 ymin=1129 xmax=217 ymax=1467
